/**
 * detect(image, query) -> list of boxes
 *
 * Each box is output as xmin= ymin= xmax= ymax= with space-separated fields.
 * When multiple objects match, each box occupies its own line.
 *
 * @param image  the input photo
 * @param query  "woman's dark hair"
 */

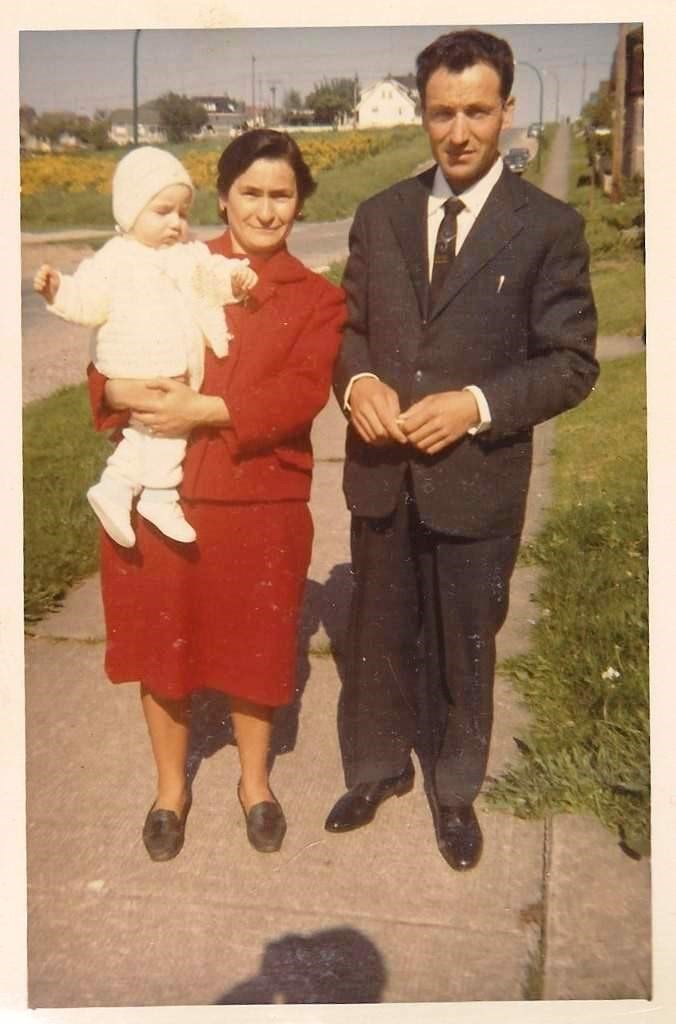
xmin=216 ymin=129 xmax=316 ymax=221
xmin=416 ymin=28 xmax=515 ymax=104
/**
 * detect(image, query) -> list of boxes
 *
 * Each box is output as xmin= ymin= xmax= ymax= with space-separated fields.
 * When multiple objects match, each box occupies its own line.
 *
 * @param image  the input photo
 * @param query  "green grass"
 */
xmin=592 ymin=261 xmax=645 ymax=336
xmin=21 ymin=128 xmax=431 ymax=230
xmin=487 ymin=354 xmax=649 ymax=854
xmin=21 ymin=188 xmax=113 ymax=231
xmin=23 ymin=384 xmax=111 ymax=621
xmin=567 ymin=132 xmax=645 ymax=337
xmin=323 ymin=260 xmax=346 ymax=287
xmin=301 ymin=130 xmax=431 ymax=221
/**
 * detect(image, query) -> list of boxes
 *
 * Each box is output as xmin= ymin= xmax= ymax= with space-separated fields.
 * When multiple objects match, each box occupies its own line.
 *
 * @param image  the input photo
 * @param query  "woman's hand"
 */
xmin=128 ymin=378 xmax=230 ymax=437
xmin=105 ymin=378 xmax=164 ymax=411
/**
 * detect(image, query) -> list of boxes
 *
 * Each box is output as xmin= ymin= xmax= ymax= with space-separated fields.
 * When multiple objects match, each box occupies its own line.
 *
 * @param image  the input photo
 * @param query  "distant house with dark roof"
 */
xmin=356 ymin=75 xmax=421 ymax=129
xmin=191 ymin=96 xmax=247 ymax=137
xmin=109 ymin=103 xmax=166 ymax=146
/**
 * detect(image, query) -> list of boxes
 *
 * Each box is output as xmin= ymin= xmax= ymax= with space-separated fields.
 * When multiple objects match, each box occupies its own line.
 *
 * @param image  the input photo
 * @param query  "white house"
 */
xmin=357 ymin=76 xmax=420 ymax=129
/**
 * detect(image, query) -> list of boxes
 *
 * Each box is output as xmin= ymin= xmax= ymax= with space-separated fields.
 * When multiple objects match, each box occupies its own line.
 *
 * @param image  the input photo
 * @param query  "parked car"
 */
xmin=504 ymin=147 xmax=530 ymax=174
xmin=527 ymin=122 xmax=545 ymax=138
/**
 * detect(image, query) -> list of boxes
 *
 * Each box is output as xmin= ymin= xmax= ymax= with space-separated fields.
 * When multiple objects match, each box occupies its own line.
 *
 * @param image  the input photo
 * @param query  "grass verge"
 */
xmin=301 ymin=130 xmax=431 ymax=221
xmin=487 ymin=354 xmax=649 ymax=855
xmin=567 ymin=132 xmax=645 ymax=337
xmin=23 ymin=384 xmax=111 ymax=622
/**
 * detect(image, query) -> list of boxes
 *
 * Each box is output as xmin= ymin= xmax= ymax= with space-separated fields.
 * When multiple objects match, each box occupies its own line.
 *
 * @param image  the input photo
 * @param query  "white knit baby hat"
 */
xmin=112 ymin=146 xmax=194 ymax=232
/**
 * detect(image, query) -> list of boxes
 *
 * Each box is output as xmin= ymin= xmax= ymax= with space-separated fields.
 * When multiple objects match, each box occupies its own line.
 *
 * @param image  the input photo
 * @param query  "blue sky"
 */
xmin=19 ymin=23 xmax=621 ymax=127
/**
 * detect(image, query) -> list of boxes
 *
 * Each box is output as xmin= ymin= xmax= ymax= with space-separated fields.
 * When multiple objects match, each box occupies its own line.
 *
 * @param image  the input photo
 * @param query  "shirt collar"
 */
xmin=429 ymin=157 xmax=504 ymax=218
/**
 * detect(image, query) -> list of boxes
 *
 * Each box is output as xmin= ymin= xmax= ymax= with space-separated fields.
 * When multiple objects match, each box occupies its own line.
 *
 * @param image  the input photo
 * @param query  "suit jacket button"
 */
xmin=414 ymin=370 xmax=423 ymax=382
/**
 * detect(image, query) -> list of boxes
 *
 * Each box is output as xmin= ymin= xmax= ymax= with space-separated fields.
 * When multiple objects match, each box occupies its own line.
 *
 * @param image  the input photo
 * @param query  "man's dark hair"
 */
xmin=416 ymin=28 xmax=515 ymax=104
xmin=216 ymin=128 xmax=316 ymax=220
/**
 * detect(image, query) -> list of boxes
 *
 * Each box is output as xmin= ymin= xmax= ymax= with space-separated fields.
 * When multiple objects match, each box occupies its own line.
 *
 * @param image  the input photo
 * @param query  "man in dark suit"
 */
xmin=325 ymin=29 xmax=598 ymax=870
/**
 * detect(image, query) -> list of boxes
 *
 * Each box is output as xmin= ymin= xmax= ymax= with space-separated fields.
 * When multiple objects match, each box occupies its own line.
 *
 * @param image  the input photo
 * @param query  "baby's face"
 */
xmin=130 ymin=184 xmax=192 ymax=248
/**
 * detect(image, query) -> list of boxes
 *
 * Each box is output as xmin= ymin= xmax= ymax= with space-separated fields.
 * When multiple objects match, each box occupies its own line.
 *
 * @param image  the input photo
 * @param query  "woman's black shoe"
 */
xmin=238 ymin=784 xmax=286 ymax=853
xmin=142 ymin=794 xmax=191 ymax=862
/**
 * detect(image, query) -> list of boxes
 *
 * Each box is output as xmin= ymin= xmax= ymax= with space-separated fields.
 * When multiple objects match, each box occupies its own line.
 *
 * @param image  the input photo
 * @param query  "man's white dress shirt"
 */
xmin=345 ymin=156 xmax=507 ymax=435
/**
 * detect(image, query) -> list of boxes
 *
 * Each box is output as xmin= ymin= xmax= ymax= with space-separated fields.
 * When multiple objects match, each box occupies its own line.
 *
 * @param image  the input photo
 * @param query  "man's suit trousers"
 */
xmin=338 ymin=480 xmax=520 ymax=807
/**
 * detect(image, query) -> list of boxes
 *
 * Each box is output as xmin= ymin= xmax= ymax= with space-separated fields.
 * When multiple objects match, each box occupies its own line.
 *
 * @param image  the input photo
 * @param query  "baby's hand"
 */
xmin=33 ymin=264 xmax=61 ymax=304
xmin=231 ymin=265 xmax=259 ymax=300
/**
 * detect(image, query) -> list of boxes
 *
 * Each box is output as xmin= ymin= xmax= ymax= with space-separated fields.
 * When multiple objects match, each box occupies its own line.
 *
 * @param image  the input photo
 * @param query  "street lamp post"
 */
xmin=516 ymin=60 xmax=544 ymax=171
xmin=132 ymin=29 xmax=141 ymax=147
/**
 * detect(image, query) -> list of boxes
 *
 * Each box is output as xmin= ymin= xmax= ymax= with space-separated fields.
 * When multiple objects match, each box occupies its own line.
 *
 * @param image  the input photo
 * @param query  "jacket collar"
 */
xmin=388 ymin=162 xmax=529 ymax=322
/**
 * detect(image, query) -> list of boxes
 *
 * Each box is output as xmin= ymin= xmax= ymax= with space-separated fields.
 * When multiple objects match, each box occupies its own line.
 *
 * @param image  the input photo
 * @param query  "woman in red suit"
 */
xmin=87 ymin=130 xmax=345 ymax=860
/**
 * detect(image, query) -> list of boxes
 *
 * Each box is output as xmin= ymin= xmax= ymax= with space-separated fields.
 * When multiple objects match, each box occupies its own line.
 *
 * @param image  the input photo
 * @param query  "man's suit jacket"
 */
xmin=334 ymin=163 xmax=599 ymax=539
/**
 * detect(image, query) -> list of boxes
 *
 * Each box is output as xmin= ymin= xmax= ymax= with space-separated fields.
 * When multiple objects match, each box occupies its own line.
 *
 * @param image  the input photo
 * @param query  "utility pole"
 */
xmin=132 ymin=29 xmax=141 ymax=147
xmin=611 ymin=23 xmax=627 ymax=202
xmin=544 ymin=69 xmax=561 ymax=123
xmin=517 ymin=61 xmax=544 ymax=171
xmin=581 ymin=56 xmax=587 ymax=115
xmin=269 ymin=81 xmax=280 ymax=125
xmin=251 ymin=55 xmax=256 ymax=122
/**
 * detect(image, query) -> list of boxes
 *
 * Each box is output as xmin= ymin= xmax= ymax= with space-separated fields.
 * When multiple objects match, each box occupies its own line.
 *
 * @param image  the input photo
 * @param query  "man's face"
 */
xmin=422 ymin=62 xmax=514 ymax=192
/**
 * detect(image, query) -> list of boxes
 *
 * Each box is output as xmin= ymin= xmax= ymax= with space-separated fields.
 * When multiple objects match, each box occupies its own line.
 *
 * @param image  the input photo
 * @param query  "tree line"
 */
xmin=20 ymin=76 xmax=363 ymax=149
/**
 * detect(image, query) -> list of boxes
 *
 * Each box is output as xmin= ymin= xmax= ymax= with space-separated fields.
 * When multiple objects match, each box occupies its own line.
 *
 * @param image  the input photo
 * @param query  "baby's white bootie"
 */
xmin=87 ymin=479 xmax=136 ymax=548
xmin=136 ymin=488 xmax=196 ymax=544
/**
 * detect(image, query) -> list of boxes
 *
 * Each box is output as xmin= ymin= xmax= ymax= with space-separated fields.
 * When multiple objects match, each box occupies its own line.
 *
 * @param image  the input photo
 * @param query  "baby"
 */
xmin=34 ymin=146 xmax=257 ymax=547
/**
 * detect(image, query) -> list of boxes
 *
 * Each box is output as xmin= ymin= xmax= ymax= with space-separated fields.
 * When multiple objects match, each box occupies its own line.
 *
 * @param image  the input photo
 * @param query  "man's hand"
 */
xmin=398 ymin=390 xmax=480 ymax=455
xmin=349 ymin=377 xmax=408 ymax=446
xmin=33 ymin=264 xmax=60 ymax=305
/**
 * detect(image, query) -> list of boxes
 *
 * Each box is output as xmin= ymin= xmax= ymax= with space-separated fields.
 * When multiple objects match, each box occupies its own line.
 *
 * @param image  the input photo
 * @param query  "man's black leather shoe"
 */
xmin=433 ymin=802 xmax=483 ymax=871
xmin=324 ymin=763 xmax=414 ymax=833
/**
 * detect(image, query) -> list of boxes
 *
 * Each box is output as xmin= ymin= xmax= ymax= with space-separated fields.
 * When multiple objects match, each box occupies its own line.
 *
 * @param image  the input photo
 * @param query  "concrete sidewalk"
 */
xmin=25 ymin=347 xmax=649 ymax=1009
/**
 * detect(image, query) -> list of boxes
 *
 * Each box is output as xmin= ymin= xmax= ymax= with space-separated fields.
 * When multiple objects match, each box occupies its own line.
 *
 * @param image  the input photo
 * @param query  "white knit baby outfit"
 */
xmin=48 ymin=235 xmax=245 ymax=546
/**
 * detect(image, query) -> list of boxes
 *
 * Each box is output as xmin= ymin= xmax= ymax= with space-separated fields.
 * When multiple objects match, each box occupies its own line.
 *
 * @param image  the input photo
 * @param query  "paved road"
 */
xmin=20 ymin=219 xmax=353 ymax=404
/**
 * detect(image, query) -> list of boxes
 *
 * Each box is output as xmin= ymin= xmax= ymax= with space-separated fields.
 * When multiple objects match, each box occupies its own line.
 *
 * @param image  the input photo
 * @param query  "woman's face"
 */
xmin=220 ymin=158 xmax=299 ymax=257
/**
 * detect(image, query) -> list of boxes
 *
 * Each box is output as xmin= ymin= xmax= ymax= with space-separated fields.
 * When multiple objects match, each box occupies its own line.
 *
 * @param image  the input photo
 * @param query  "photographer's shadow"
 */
xmin=186 ymin=562 xmax=353 ymax=784
xmin=215 ymin=926 xmax=386 ymax=1004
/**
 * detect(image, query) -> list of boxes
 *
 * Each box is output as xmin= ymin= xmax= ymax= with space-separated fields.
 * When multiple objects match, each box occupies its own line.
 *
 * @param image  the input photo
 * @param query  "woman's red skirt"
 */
xmin=99 ymin=499 xmax=313 ymax=706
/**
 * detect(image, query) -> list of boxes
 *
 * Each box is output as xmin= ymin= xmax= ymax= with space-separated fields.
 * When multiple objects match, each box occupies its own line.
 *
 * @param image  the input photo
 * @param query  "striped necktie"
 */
xmin=429 ymin=197 xmax=464 ymax=307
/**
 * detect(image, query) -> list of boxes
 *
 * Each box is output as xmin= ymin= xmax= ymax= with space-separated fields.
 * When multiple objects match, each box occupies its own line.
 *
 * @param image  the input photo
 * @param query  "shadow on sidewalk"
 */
xmin=214 ymin=926 xmax=386 ymax=1004
xmin=186 ymin=562 xmax=353 ymax=785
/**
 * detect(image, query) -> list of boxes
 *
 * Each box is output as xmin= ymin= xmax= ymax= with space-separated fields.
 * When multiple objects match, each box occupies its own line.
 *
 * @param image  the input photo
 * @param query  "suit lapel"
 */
xmin=429 ymin=167 xmax=527 ymax=321
xmin=387 ymin=167 xmax=435 ymax=320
